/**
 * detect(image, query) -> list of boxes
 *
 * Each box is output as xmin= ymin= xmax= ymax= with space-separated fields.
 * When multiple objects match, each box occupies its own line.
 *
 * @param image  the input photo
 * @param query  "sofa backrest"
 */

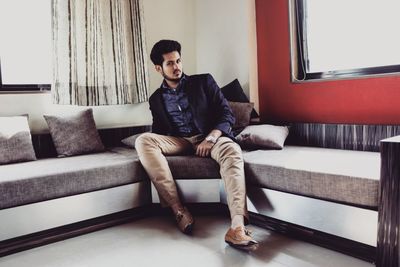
xmin=32 ymin=125 xmax=151 ymax=158
xmin=285 ymin=123 xmax=400 ymax=152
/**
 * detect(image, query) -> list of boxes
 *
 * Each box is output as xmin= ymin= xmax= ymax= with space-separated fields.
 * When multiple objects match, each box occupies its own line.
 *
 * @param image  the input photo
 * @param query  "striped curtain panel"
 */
xmin=52 ymin=0 xmax=149 ymax=106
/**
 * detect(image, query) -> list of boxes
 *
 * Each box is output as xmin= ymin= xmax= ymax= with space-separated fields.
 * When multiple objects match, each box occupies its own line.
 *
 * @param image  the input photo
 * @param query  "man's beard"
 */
xmin=162 ymin=70 xmax=183 ymax=83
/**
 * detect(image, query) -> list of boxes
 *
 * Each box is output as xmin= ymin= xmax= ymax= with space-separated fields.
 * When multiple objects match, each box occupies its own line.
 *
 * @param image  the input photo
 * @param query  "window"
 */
xmin=0 ymin=0 xmax=52 ymax=91
xmin=290 ymin=0 xmax=400 ymax=82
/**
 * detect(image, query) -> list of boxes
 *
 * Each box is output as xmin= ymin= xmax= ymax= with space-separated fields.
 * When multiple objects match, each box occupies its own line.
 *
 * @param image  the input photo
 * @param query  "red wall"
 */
xmin=255 ymin=0 xmax=400 ymax=124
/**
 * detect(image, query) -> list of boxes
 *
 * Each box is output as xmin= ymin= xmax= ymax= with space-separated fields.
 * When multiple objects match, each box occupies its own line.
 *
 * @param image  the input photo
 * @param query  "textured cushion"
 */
xmin=0 ymin=146 xmax=222 ymax=209
xmin=243 ymin=146 xmax=380 ymax=207
xmin=0 ymin=116 xmax=36 ymax=165
xmin=221 ymin=79 xmax=258 ymax=118
xmin=236 ymin=124 xmax=289 ymax=149
xmin=121 ymin=136 xmax=221 ymax=178
xmin=44 ymin=109 xmax=105 ymax=157
xmin=228 ymin=102 xmax=254 ymax=135
xmin=0 ymin=147 xmax=147 ymax=209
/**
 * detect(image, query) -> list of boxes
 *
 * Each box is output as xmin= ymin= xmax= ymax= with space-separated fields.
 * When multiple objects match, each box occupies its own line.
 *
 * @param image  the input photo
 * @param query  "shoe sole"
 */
xmin=225 ymin=240 xmax=259 ymax=251
xmin=183 ymin=222 xmax=194 ymax=234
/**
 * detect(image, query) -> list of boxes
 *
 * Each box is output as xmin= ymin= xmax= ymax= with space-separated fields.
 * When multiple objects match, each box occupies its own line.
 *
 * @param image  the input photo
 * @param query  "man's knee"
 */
xmin=213 ymin=137 xmax=243 ymax=159
xmin=218 ymin=137 xmax=241 ymax=151
xmin=135 ymin=132 xmax=159 ymax=151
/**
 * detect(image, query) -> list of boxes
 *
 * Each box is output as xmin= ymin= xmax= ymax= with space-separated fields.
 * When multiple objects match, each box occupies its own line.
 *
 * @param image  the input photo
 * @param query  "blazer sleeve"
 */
xmin=205 ymin=74 xmax=235 ymax=136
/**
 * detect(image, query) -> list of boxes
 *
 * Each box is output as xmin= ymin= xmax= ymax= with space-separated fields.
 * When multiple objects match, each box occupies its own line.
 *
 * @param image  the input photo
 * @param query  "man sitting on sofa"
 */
xmin=135 ymin=39 xmax=257 ymax=248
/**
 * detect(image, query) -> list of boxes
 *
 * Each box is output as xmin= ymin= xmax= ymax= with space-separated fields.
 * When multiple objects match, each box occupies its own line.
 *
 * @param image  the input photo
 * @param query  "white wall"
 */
xmin=0 ymin=94 xmax=150 ymax=133
xmin=195 ymin=0 xmax=248 ymax=89
xmin=194 ymin=0 xmax=258 ymax=110
xmin=0 ymin=0 xmax=256 ymax=133
xmin=143 ymin=0 xmax=197 ymax=94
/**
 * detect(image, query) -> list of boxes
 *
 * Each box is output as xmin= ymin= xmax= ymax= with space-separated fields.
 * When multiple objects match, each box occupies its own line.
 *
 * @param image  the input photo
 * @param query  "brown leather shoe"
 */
xmin=225 ymin=226 xmax=258 ymax=247
xmin=175 ymin=207 xmax=194 ymax=234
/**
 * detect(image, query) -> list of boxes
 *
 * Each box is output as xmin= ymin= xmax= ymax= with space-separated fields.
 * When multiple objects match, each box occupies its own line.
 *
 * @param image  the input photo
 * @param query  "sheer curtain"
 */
xmin=52 ymin=0 xmax=149 ymax=106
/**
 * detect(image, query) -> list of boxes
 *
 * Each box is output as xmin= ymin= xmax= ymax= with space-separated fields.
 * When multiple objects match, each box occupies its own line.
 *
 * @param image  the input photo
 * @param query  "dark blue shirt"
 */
xmin=161 ymin=75 xmax=198 ymax=137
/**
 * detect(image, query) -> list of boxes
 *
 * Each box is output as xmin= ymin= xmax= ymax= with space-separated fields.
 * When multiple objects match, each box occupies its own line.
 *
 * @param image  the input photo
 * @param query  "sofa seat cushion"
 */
xmin=243 ymin=146 xmax=380 ymax=207
xmin=0 ymin=147 xmax=147 ymax=209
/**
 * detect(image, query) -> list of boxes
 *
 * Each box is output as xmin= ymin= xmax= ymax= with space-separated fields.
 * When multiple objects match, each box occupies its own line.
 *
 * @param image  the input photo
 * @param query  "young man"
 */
xmin=135 ymin=39 xmax=257 ymax=248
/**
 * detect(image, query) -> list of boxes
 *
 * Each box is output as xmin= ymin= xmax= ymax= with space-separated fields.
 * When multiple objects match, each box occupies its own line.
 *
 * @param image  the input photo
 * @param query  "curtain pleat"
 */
xmin=52 ymin=0 xmax=149 ymax=106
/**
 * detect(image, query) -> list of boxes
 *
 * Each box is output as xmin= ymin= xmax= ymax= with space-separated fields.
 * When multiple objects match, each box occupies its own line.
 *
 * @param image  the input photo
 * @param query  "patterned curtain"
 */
xmin=52 ymin=0 xmax=149 ymax=106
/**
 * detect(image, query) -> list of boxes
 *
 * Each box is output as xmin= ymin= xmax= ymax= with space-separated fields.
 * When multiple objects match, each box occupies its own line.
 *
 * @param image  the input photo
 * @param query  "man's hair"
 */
xmin=150 ymin=39 xmax=181 ymax=66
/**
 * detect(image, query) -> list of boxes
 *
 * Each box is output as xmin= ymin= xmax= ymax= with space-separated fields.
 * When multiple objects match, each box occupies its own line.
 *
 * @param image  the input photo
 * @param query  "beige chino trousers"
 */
xmin=135 ymin=132 xmax=248 ymax=221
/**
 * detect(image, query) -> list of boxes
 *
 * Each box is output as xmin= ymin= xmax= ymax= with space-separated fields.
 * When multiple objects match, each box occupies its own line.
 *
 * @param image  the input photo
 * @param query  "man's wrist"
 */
xmin=205 ymin=135 xmax=218 ymax=144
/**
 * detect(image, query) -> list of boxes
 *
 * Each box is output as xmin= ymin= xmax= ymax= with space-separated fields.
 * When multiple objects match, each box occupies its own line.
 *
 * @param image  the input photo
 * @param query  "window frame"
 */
xmin=289 ymin=0 xmax=400 ymax=82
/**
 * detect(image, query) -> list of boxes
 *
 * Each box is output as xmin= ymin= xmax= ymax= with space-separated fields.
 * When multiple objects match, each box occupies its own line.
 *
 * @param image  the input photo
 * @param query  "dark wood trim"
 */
xmin=285 ymin=123 xmax=400 ymax=153
xmin=150 ymin=202 xmax=229 ymax=217
xmin=377 ymin=137 xmax=400 ymax=267
xmin=249 ymin=212 xmax=376 ymax=263
xmin=32 ymin=125 xmax=151 ymax=158
xmin=0 ymin=206 xmax=152 ymax=258
xmin=98 ymin=125 xmax=151 ymax=147
xmin=305 ymin=65 xmax=400 ymax=81
xmin=0 ymin=84 xmax=51 ymax=92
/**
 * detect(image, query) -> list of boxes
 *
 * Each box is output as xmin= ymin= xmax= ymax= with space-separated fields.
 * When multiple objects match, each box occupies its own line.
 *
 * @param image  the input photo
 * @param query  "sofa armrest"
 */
xmin=377 ymin=135 xmax=400 ymax=267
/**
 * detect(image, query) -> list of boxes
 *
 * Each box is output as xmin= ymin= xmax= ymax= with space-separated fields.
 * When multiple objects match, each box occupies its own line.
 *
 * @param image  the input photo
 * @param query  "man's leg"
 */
xmin=210 ymin=137 xmax=258 ymax=247
xmin=135 ymin=133 xmax=194 ymax=233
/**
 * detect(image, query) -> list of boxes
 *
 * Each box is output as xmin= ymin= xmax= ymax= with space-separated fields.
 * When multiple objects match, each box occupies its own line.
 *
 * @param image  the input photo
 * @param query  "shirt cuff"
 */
xmin=214 ymin=122 xmax=232 ymax=136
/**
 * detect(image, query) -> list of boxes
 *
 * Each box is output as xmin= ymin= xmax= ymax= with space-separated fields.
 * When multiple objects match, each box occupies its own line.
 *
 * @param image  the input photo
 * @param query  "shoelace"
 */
xmin=244 ymin=228 xmax=252 ymax=236
xmin=175 ymin=212 xmax=183 ymax=222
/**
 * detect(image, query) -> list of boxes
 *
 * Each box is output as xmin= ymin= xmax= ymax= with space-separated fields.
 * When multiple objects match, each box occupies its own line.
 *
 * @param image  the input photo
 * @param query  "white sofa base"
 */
xmin=0 ymin=181 xmax=150 ymax=241
xmin=246 ymin=186 xmax=377 ymax=246
xmin=1 ymin=178 xmax=377 ymax=262
xmin=151 ymin=179 xmax=222 ymax=204
xmin=1 ymin=179 xmax=377 ymax=246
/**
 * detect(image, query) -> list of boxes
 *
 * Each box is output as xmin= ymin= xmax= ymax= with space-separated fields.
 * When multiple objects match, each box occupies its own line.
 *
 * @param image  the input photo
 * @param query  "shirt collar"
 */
xmin=161 ymin=73 xmax=187 ymax=91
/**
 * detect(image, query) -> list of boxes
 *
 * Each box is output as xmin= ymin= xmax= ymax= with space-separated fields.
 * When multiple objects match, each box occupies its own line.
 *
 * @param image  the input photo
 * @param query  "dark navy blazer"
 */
xmin=149 ymin=73 xmax=235 ymax=139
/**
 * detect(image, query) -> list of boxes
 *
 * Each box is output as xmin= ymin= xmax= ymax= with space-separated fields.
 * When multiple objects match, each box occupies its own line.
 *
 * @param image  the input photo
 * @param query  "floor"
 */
xmin=0 ymin=215 xmax=374 ymax=267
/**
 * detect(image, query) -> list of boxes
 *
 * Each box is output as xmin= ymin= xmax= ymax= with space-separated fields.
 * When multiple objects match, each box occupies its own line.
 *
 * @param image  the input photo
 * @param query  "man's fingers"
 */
xmin=201 ymin=147 xmax=206 ymax=157
xmin=196 ymin=142 xmax=213 ymax=157
xmin=197 ymin=147 xmax=205 ymax=157
xmin=203 ymin=147 xmax=211 ymax=157
xmin=196 ymin=146 xmax=204 ymax=157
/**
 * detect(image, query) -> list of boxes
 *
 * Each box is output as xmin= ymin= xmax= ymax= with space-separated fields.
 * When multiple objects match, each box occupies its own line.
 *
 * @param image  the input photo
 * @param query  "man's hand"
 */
xmin=195 ymin=139 xmax=214 ymax=157
xmin=195 ymin=129 xmax=222 ymax=157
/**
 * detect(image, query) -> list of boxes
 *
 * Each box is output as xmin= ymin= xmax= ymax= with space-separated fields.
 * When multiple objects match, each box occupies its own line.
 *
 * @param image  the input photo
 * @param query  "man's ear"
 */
xmin=155 ymin=65 xmax=162 ymax=73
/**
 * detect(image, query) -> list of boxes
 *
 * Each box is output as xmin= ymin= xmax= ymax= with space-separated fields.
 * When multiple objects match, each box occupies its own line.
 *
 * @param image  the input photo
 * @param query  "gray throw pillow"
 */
xmin=0 ymin=116 xmax=37 ymax=164
xmin=44 ymin=109 xmax=105 ymax=157
xmin=228 ymin=101 xmax=254 ymax=135
xmin=221 ymin=79 xmax=259 ymax=118
xmin=236 ymin=124 xmax=289 ymax=149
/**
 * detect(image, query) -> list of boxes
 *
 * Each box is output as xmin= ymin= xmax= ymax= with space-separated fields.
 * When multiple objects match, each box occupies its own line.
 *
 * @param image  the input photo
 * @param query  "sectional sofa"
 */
xmin=1 ymin=122 xmax=399 ymax=267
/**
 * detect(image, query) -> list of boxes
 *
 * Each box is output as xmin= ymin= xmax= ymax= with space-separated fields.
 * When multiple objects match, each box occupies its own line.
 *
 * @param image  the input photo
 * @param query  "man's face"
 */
xmin=156 ymin=51 xmax=183 ymax=82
